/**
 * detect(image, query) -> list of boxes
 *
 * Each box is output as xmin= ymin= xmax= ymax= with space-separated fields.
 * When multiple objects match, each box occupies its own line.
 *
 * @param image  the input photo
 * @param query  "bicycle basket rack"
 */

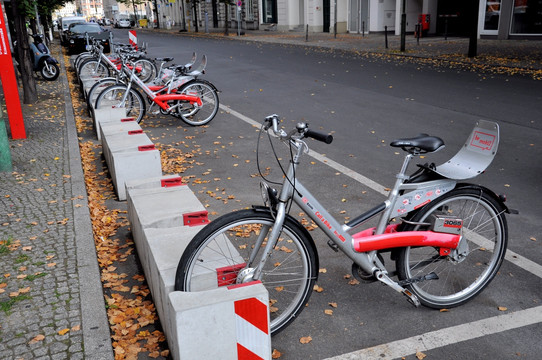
xmin=434 ymin=120 xmax=499 ymax=180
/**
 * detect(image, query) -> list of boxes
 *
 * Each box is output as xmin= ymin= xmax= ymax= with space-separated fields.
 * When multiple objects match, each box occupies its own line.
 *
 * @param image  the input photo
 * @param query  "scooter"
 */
xmin=15 ymin=34 xmax=60 ymax=81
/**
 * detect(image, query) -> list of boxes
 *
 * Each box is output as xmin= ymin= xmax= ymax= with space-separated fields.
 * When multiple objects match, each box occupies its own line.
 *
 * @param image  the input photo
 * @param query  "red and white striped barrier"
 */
xmin=168 ymin=281 xmax=271 ymax=360
xmin=129 ymin=30 xmax=138 ymax=50
xmin=234 ymin=292 xmax=271 ymax=359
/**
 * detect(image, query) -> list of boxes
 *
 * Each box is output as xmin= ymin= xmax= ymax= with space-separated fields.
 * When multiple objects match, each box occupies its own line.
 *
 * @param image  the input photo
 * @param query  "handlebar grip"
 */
xmin=305 ymin=129 xmax=333 ymax=144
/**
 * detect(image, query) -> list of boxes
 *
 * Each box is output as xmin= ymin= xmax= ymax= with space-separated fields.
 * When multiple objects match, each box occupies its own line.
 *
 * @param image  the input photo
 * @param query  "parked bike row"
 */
xmin=72 ymin=38 xmax=219 ymax=126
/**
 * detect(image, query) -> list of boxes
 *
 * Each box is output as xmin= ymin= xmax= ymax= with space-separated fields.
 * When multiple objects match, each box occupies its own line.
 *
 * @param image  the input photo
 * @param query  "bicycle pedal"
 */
xmin=327 ymin=240 xmax=339 ymax=252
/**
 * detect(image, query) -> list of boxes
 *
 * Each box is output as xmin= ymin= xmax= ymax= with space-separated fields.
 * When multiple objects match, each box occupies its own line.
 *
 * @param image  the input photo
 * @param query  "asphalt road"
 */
xmin=111 ymin=29 xmax=542 ymax=360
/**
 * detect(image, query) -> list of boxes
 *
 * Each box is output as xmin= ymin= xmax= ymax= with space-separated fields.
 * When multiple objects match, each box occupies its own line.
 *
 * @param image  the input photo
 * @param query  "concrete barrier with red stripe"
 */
xmin=168 ymin=281 xmax=271 ymax=360
xmin=125 ymin=177 xmax=270 ymax=359
xmin=92 ymin=107 xmax=130 ymax=140
xmin=101 ymin=129 xmax=162 ymax=200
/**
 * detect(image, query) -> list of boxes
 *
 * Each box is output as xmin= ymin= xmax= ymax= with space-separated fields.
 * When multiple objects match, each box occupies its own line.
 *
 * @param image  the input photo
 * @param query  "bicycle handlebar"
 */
xmin=305 ymin=129 xmax=333 ymax=144
xmin=264 ymin=114 xmax=333 ymax=144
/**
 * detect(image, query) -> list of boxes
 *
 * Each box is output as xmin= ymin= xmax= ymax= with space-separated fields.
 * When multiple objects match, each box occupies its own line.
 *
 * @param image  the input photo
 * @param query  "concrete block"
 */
xmin=126 ymin=184 xmax=207 ymax=251
xmin=141 ymin=226 xmax=204 ymax=338
xmin=110 ymin=148 xmax=162 ymax=201
xmin=99 ymin=121 xmax=142 ymax=142
xmin=168 ymin=283 xmax=270 ymax=360
xmin=92 ymin=107 xmax=129 ymax=140
xmin=125 ymin=174 xmax=183 ymax=192
xmin=102 ymin=132 xmax=153 ymax=171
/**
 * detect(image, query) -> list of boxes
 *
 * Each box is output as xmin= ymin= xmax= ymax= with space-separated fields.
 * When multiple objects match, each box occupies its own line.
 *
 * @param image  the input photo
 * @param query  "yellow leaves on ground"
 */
xmin=299 ymin=336 xmax=313 ymax=344
xmin=272 ymin=349 xmax=282 ymax=359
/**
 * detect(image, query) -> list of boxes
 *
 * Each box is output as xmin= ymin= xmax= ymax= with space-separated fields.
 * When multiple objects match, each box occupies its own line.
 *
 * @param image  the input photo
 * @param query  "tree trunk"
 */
xmin=11 ymin=0 xmax=38 ymax=104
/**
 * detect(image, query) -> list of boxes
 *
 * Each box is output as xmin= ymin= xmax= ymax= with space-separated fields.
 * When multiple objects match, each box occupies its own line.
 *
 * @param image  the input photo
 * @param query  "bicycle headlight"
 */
xmin=260 ymin=181 xmax=277 ymax=208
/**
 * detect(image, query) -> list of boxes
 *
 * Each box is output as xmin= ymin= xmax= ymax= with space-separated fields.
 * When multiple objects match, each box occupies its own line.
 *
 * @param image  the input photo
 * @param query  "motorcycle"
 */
xmin=15 ymin=34 xmax=60 ymax=81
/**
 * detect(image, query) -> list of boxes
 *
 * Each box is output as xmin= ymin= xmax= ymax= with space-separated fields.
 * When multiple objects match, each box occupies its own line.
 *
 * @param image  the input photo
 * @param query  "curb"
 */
xmin=59 ymin=47 xmax=115 ymax=360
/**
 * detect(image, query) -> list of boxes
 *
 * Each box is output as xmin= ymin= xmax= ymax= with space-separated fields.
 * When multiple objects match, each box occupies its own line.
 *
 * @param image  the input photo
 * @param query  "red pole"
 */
xmin=0 ymin=2 xmax=26 ymax=139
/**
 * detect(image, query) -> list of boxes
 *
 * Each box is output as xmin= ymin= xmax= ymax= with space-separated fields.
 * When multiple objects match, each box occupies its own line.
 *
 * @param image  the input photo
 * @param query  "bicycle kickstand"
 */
xmin=374 ymin=270 xmax=421 ymax=307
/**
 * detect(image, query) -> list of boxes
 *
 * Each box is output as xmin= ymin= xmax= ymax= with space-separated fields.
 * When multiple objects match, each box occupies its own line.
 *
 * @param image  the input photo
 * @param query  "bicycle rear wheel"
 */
xmin=94 ymin=85 xmax=146 ymax=123
xmin=396 ymin=187 xmax=508 ymax=308
xmin=133 ymin=58 xmax=157 ymax=83
xmin=175 ymin=209 xmax=318 ymax=335
xmin=174 ymin=80 xmax=219 ymax=126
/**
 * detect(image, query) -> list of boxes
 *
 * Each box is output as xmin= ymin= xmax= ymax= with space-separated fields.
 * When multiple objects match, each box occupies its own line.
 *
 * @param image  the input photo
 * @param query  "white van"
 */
xmin=59 ymin=16 xmax=86 ymax=45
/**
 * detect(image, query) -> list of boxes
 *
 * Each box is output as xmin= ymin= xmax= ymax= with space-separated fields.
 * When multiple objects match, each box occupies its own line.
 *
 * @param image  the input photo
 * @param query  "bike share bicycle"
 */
xmin=175 ymin=114 xmax=516 ymax=335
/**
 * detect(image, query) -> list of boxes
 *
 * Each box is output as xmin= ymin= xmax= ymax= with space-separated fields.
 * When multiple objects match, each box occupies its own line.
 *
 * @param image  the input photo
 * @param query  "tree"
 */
xmin=9 ymin=0 xmax=38 ymax=104
xmin=6 ymin=0 xmax=67 ymax=104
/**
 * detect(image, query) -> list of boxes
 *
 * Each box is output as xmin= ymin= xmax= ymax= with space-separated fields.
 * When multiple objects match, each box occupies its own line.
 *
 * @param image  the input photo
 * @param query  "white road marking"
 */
xmin=323 ymin=305 xmax=542 ymax=360
xmin=222 ymin=104 xmax=542 ymax=357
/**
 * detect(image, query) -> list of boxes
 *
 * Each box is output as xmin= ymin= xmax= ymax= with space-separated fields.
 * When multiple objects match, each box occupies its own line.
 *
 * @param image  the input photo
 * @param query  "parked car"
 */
xmin=66 ymin=22 xmax=110 ymax=54
xmin=114 ymin=16 xmax=131 ymax=28
xmin=59 ymin=16 xmax=86 ymax=45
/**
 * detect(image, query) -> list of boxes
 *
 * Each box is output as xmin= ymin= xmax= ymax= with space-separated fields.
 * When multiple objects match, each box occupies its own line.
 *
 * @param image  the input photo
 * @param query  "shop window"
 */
xmin=511 ymin=0 xmax=542 ymax=34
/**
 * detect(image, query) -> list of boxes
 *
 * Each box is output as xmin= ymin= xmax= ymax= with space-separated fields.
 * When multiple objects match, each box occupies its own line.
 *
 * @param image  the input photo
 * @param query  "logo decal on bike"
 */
xmin=471 ymin=131 xmax=496 ymax=151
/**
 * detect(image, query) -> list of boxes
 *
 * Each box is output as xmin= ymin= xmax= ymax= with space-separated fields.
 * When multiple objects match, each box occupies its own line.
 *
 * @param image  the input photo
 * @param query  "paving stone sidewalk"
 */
xmin=0 ymin=42 xmax=113 ymax=360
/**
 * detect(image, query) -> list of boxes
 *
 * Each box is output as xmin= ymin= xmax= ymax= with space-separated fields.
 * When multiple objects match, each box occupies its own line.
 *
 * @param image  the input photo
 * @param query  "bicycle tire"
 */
xmin=78 ymin=59 xmax=110 ymax=82
xmin=174 ymin=80 xmax=219 ymax=126
xmin=133 ymin=58 xmax=158 ymax=83
xmin=95 ymin=85 xmax=146 ymax=123
xmin=74 ymin=52 xmax=94 ymax=69
xmin=396 ymin=186 xmax=508 ymax=308
xmin=175 ymin=208 xmax=318 ymax=335
xmin=86 ymin=78 xmax=123 ymax=114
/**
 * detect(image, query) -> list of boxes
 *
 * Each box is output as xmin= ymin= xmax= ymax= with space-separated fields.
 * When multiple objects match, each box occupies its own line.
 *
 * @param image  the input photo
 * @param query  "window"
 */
xmin=511 ymin=0 xmax=542 ymax=34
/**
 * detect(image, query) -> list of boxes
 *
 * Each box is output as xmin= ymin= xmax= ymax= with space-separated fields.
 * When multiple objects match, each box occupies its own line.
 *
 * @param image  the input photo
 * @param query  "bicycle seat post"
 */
xmin=375 ymin=153 xmax=414 ymax=235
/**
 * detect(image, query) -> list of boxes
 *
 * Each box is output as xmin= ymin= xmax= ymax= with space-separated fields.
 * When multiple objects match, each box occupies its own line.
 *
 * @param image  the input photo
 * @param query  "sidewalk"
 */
xmin=0 ymin=42 xmax=113 ymax=359
xmin=0 ymin=27 xmax=540 ymax=360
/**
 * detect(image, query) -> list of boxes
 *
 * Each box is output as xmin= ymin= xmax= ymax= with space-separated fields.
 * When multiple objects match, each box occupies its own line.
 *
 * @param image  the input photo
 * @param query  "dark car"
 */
xmin=66 ymin=22 xmax=110 ymax=54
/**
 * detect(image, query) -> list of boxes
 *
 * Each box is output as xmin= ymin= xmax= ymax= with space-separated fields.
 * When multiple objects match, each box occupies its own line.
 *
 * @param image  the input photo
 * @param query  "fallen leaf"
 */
xmin=29 ymin=334 xmax=45 ymax=344
xmin=313 ymin=285 xmax=324 ymax=293
xmin=299 ymin=336 xmax=312 ymax=344
xmin=272 ymin=349 xmax=282 ymax=358
xmin=58 ymin=328 xmax=70 ymax=336
xmin=498 ymin=306 xmax=508 ymax=311
xmin=324 ymin=309 xmax=333 ymax=315
xmin=416 ymin=351 xmax=427 ymax=359
xmin=329 ymin=302 xmax=338 ymax=308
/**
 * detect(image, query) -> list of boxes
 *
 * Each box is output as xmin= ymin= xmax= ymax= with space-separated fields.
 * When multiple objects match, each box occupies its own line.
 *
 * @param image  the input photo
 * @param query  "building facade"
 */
xmin=259 ymin=0 xmax=542 ymax=39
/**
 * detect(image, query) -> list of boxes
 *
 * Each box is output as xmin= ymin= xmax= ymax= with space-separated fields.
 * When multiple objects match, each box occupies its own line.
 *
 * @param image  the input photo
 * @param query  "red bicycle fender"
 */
xmin=353 ymin=230 xmax=460 ymax=253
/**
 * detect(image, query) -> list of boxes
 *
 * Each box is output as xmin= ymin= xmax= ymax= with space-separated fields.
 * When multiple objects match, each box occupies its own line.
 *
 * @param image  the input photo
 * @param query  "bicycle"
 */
xmin=175 ymin=114 xmax=515 ymax=335
xmin=85 ymin=53 xmax=197 ymax=115
xmin=94 ymin=54 xmax=218 ymax=125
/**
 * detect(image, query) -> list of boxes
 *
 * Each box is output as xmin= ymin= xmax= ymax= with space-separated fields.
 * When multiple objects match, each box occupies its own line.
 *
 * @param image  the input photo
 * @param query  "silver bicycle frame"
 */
xmin=252 ymin=135 xmax=456 ymax=301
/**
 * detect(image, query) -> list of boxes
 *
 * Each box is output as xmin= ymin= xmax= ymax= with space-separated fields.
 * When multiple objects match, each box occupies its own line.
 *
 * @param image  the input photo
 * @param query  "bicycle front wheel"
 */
xmin=86 ymin=78 xmax=122 ymax=113
xmin=175 ymin=209 xmax=318 ymax=335
xmin=174 ymin=80 xmax=219 ymax=126
xmin=396 ymin=187 xmax=508 ymax=308
xmin=78 ymin=59 xmax=110 ymax=82
xmin=95 ymin=85 xmax=146 ymax=123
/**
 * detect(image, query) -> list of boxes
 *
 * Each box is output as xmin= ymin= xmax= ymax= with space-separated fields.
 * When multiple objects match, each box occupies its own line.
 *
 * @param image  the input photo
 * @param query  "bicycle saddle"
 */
xmin=390 ymin=134 xmax=445 ymax=154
